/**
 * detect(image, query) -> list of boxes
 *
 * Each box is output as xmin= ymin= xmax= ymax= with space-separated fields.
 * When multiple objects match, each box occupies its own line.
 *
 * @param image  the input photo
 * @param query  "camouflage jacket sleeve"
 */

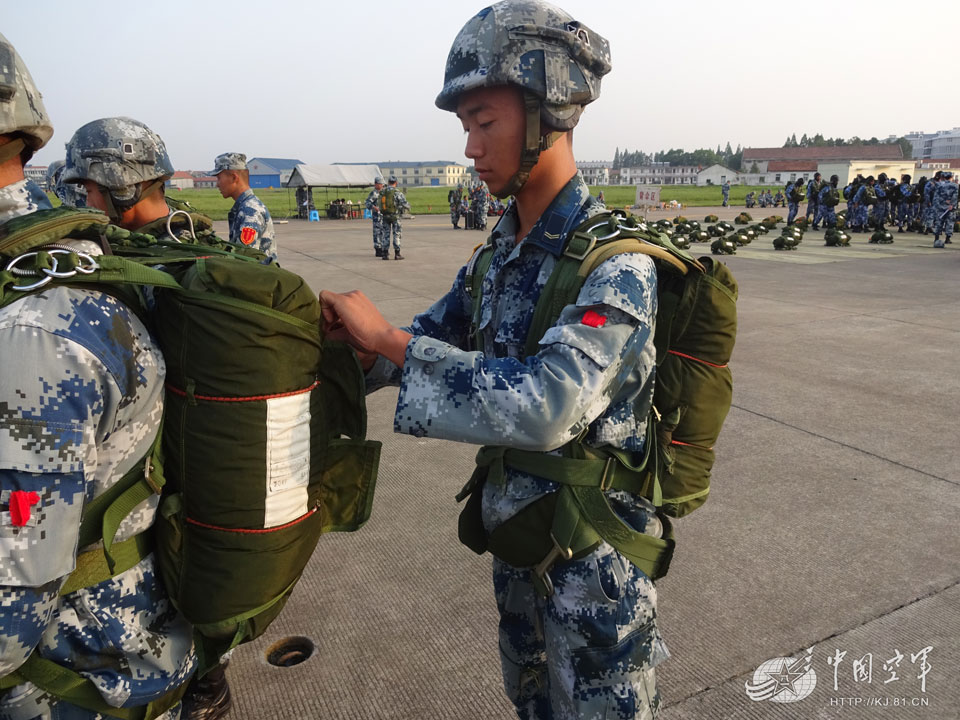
xmin=364 ymin=264 xmax=473 ymax=392
xmin=393 ymin=253 xmax=657 ymax=451
xmin=396 ymin=191 xmax=411 ymax=213
xmin=365 ymin=190 xmax=380 ymax=212
xmin=0 ymin=288 xmax=195 ymax=706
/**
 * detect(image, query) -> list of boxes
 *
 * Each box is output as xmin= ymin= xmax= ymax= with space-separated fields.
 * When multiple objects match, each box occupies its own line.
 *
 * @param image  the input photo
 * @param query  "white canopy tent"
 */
xmin=285 ymin=164 xmax=382 ymax=188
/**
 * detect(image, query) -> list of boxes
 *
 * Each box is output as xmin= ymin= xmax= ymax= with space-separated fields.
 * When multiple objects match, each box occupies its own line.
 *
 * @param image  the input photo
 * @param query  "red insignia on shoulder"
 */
xmin=581 ymin=310 xmax=607 ymax=328
xmin=10 ymin=491 xmax=40 ymax=527
xmin=240 ymin=226 xmax=257 ymax=245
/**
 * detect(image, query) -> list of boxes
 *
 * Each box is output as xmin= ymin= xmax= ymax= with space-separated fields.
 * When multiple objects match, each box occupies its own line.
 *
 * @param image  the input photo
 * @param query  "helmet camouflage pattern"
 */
xmin=436 ymin=1 xmax=611 ymax=197
xmin=62 ymin=117 xmax=174 ymax=209
xmin=436 ymin=0 xmax=611 ymax=129
xmin=0 ymin=32 xmax=53 ymax=160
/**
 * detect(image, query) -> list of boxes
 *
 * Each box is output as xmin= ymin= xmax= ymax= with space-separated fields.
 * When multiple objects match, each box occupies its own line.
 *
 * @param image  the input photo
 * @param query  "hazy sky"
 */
xmin=7 ymin=0 xmax=960 ymax=171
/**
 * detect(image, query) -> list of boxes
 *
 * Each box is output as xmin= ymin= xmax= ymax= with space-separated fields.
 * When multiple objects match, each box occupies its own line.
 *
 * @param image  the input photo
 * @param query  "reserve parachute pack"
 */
xmin=0 ymin=207 xmax=380 ymax=713
xmin=379 ymin=187 xmax=398 ymax=220
xmin=457 ymin=209 xmax=737 ymax=593
xmin=823 ymin=187 xmax=840 ymax=207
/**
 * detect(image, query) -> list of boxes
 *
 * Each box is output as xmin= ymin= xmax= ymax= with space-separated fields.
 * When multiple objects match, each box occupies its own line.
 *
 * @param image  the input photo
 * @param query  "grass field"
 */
xmin=49 ymin=183 xmax=785 ymax=220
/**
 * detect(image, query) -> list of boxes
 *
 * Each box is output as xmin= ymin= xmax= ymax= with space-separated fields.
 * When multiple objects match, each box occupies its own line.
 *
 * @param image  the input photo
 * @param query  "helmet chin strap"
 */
xmin=494 ymin=92 xmax=563 ymax=199
xmin=100 ymin=177 xmax=167 ymax=224
xmin=0 ymin=137 xmax=26 ymax=166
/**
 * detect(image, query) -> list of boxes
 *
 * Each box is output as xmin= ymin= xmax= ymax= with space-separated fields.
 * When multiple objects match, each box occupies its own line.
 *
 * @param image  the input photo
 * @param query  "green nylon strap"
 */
xmin=468 ymin=245 xmax=496 ymax=352
xmin=522 ymin=251 xmax=581 ymax=358
xmin=60 ymin=532 xmax=153 ymax=596
xmin=0 ymin=138 xmax=26 ymax=165
xmin=568 ymin=484 xmax=675 ymax=579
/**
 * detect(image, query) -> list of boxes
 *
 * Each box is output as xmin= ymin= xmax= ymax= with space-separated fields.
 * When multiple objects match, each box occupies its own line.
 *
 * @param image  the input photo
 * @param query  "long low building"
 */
xmin=739 ymin=145 xmax=913 ymax=186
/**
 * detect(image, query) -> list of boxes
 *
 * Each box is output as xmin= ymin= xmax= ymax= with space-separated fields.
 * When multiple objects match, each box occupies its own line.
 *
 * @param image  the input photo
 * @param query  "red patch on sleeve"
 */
xmin=581 ymin=310 xmax=607 ymax=328
xmin=240 ymin=226 xmax=257 ymax=245
xmin=9 ymin=491 xmax=40 ymax=527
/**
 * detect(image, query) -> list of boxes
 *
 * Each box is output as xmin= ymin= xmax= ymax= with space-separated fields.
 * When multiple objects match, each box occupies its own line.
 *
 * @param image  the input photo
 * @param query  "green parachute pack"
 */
xmin=0 ymin=207 xmax=381 ymax=704
xmin=379 ymin=186 xmax=399 ymax=220
xmin=457 ymin=210 xmax=737 ymax=592
xmin=822 ymin=187 xmax=840 ymax=207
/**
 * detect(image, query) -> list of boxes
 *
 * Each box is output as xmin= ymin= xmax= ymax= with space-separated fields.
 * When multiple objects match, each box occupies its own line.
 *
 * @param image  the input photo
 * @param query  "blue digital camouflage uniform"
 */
xmin=817 ymin=184 xmax=837 ymax=228
xmin=853 ymin=185 xmax=871 ymax=230
xmin=473 ymin=186 xmax=490 ymax=231
xmin=923 ymin=179 xmax=938 ymax=232
xmin=896 ymin=182 xmax=912 ymax=230
xmin=786 ymin=181 xmax=801 ymax=224
xmin=381 ymin=187 xmax=410 ymax=255
xmin=367 ymin=175 xmax=668 ymax=719
xmin=365 ymin=188 xmax=385 ymax=253
xmin=721 ymin=182 xmax=729 ymax=206
xmin=448 ymin=187 xmax=463 ymax=229
xmin=227 ymin=189 xmax=276 ymax=263
xmin=932 ymin=177 xmax=958 ymax=246
xmin=805 ymin=179 xmax=820 ymax=223
xmin=0 ymin=179 xmax=196 ymax=720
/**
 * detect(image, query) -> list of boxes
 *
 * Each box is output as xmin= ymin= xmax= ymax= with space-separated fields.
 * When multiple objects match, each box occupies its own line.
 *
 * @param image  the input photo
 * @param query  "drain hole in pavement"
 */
xmin=266 ymin=636 xmax=315 ymax=667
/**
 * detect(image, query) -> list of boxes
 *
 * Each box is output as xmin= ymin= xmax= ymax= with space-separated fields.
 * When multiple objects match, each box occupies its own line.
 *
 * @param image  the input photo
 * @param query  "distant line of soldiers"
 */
xmin=745 ymin=189 xmax=786 ymax=209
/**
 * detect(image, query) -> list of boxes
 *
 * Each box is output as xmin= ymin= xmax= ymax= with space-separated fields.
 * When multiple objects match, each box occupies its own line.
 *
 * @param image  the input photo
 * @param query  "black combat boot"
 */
xmin=394 ymin=251 xmax=404 ymax=260
xmin=181 ymin=661 xmax=232 ymax=720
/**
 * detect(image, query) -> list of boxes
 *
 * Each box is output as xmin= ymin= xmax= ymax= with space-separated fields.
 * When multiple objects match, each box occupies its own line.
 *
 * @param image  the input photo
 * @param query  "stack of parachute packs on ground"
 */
xmin=0 ymin=206 xmax=382 ymax=674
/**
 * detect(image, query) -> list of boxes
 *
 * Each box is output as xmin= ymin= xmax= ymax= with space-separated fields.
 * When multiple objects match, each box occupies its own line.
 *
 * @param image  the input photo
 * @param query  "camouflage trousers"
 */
xmin=371 ymin=214 xmax=383 ymax=250
xmin=450 ymin=205 xmax=461 ymax=228
xmin=873 ymin=200 xmax=888 ymax=227
xmin=820 ymin=205 xmax=837 ymax=228
xmin=924 ymin=204 xmax=936 ymax=230
xmin=475 ymin=205 xmax=489 ymax=231
xmin=933 ymin=207 xmax=955 ymax=237
xmin=493 ymin=543 xmax=669 ymax=719
xmin=787 ymin=201 xmax=799 ymax=224
xmin=382 ymin=219 xmax=402 ymax=252
xmin=805 ymin=200 xmax=818 ymax=221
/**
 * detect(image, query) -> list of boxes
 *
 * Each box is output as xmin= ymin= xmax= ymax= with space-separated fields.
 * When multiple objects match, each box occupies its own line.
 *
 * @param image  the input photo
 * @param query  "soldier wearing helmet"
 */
xmin=0 ymin=34 xmax=196 ymax=719
xmin=45 ymin=158 xmax=86 ymax=208
xmin=932 ymin=170 xmax=957 ymax=248
xmin=379 ymin=175 xmax=409 ymax=260
xmin=211 ymin=152 xmax=277 ymax=263
xmin=320 ymin=3 xmax=668 ymax=717
xmin=365 ymin=175 xmax=386 ymax=257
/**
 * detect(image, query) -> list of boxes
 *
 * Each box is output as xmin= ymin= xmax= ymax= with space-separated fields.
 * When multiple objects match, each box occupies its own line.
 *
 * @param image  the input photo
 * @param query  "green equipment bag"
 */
xmin=824 ymin=187 xmax=840 ymax=207
xmin=457 ymin=209 xmax=737 ymax=591
xmin=0 ymin=207 xmax=381 ymax=679
xmin=379 ymin=187 xmax=398 ymax=221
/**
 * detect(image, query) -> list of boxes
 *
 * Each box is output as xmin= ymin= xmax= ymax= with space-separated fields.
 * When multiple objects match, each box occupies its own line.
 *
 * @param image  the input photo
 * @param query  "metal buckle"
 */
xmin=533 ymin=533 xmax=573 ymax=597
xmin=599 ymin=456 xmax=615 ymax=492
xmin=144 ymin=457 xmax=162 ymax=495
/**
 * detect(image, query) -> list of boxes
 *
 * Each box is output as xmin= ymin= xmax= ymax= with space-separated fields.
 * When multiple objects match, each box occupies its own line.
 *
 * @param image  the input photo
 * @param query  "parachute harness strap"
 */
xmin=6 ymin=247 xmax=99 ymax=291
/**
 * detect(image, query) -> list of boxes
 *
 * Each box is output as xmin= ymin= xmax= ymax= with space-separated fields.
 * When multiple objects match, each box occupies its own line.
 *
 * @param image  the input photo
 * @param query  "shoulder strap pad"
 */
xmin=0 ymin=207 xmax=109 ymax=258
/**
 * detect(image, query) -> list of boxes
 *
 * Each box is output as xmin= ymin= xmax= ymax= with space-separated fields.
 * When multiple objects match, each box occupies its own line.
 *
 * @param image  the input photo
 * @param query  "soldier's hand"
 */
xmin=319 ymin=290 xmax=412 ymax=368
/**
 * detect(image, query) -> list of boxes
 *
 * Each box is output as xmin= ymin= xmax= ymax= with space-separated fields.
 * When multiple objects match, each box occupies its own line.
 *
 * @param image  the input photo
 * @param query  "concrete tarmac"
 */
xmin=214 ymin=207 xmax=960 ymax=720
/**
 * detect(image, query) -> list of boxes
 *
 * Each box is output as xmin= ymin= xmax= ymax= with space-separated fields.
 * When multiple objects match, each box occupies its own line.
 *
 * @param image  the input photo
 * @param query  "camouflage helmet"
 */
xmin=0 ymin=32 xmax=53 ymax=163
xmin=45 ymin=158 xmax=65 ymax=188
xmin=62 ymin=117 xmax=173 ymax=218
xmin=436 ymin=1 xmax=611 ymax=197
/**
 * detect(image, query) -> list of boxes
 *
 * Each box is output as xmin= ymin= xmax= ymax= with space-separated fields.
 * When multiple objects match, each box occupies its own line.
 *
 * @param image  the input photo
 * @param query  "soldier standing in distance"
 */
xmin=211 ymin=152 xmax=277 ymax=263
xmin=805 ymin=172 xmax=822 ymax=228
xmin=448 ymin=183 xmax=464 ymax=228
xmin=365 ymin=175 xmax=386 ymax=256
xmin=0 ymin=34 xmax=196 ymax=719
xmin=721 ymin=179 xmax=730 ymax=206
xmin=786 ymin=177 xmax=804 ymax=224
xmin=932 ymin=170 xmax=957 ymax=248
xmin=320 ymin=2 xmax=669 ymax=717
xmin=379 ymin=175 xmax=409 ymax=260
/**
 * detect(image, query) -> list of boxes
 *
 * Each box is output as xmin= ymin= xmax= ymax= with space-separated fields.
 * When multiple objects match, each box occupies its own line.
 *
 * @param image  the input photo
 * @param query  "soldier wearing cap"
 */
xmin=0 ymin=35 xmax=196 ymax=719
xmin=365 ymin=175 xmax=386 ymax=257
xmin=379 ymin=175 xmax=410 ymax=260
xmin=320 ymin=2 xmax=668 ymax=717
xmin=211 ymin=152 xmax=277 ymax=263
